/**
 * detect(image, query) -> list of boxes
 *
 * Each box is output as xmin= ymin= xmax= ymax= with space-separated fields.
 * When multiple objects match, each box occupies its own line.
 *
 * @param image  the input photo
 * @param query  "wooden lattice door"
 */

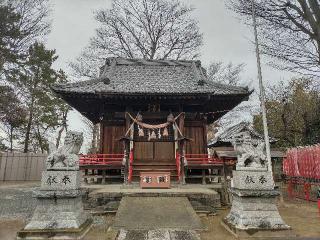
xmin=134 ymin=141 xmax=175 ymax=163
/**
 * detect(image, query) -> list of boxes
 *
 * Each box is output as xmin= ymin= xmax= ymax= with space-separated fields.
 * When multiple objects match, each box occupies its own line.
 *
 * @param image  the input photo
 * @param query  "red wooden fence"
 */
xmin=185 ymin=154 xmax=235 ymax=166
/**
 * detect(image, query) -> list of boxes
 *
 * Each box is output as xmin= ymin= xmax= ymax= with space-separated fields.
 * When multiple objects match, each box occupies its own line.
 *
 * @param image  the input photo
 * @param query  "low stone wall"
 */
xmin=82 ymin=186 xmax=221 ymax=214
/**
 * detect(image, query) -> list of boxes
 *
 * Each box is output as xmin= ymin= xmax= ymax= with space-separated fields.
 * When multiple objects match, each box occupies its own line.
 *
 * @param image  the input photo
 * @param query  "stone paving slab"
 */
xmin=117 ymin=229 xmax=201 ymax=240
xmin=113 ymin=197 xmax=205 ymax=230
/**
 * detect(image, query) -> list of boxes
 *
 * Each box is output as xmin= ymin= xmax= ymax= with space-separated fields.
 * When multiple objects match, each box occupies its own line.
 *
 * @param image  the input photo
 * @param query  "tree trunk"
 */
xmin=24 ymin=108 xmax=33 ymax=153
xmin=55 ymin=110 xmax=68 ymax=148
xmin=56 ymin=127 xmax=64 ymax=149
xmin=9 ymin=126 xmax=13 ymax=152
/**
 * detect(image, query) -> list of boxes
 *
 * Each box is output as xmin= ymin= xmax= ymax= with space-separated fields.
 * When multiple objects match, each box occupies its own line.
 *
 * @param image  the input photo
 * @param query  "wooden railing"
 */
xmin=185 ymin=154 xmax=224 ymax=166
xmin=79 ymin=154 xmax=124 ymax=166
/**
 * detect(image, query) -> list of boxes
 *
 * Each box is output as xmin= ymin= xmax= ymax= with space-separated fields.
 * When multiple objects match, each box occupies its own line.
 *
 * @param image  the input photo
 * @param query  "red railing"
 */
xmin=287 ymin=178 xmax=320 ymax=202
xmin=128 ymin=149 xmax=134 ymax=183
xmin=185 ymin=154 xmax=224 ymax=165
xmin=79 ymin=153 xmax=124 ymax=166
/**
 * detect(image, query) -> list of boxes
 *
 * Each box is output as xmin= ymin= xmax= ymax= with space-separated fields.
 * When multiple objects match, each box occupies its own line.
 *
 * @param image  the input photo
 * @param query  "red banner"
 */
xmin=284 ymin=144 xmax=320 ymax=180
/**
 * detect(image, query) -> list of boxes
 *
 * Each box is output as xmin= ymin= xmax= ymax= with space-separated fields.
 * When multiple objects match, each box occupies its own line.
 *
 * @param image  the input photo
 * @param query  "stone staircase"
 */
xmin=131 ymin=161 xmax=178 ymax=182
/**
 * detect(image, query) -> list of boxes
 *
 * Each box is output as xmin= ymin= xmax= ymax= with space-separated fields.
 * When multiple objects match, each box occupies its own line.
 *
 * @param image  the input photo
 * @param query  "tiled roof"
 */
xmin=52 ymin=57 xmax=249 ymax=95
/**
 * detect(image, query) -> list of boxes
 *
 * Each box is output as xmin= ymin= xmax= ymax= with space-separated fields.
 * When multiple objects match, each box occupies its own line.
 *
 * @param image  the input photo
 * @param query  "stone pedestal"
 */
xmin=17 ymin=171 xmax=92 ymax=239
xmin=223 ymin=170 xmax=293 ymax=239
xmin=17 ymin=131 xmax=92 ymax=240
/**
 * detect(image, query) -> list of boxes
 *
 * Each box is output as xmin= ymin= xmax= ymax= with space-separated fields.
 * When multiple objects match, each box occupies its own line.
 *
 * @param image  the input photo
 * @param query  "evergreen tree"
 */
xmin=0 ymin=85 xmax=26 ymax=151
xmin=0 ymin=2 xmax=21 ymax=73
xmin=253 ymin=78 xmax=320 ymax=148
xmin=12 ymin=42 xmax=69 ymax=153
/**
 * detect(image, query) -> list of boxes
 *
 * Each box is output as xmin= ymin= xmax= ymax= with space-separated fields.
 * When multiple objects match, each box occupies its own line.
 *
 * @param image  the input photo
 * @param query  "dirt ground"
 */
xmin=200 ymin=200 xmax=320 ymax=240
xmin=2 ymin=201 xmax=319 ymax=240
xmin=1 ymin=182 xmax=320 ymax=240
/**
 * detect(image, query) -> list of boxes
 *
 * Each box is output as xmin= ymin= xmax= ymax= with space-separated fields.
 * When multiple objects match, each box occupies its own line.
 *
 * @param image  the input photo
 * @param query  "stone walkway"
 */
xmin=114 ymin=197 xmax=204 ymax=240
xmin=117 ymin=229 xmax=200 ymax=240
xmin=113 ymin=197 xmax=204 ymax=230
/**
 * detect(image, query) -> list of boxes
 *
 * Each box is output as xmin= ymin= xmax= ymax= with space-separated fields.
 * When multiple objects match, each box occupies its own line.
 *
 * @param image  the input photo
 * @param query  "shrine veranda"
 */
xmin=52 ymin=57 xmax=251 ymax=186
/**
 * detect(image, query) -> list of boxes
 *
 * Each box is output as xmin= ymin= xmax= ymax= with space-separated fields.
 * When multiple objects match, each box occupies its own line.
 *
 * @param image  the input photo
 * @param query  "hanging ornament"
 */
xmin=150 ymin=130 xmax=156 ymax=140
xmin=158 ymin=128 xmax=161 ymax=139
xmin=138 ymin=126 xmax=144 ymax=137
xmin=148 ymin=130 xmax=151 ymax=141
xmin=163 ymin=127 xmax=169 ymax=137
xmin=136 ymin=113 xmax=143 ymax=122
xmin=167 ymin=113 xmax=174 ymax=123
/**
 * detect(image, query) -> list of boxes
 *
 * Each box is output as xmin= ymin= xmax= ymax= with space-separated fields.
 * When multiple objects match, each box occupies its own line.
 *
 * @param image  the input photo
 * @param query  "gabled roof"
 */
xmin=52 ymin=57 xmax=249 ymax=96
xmin=208 ymin=122 xmax=276 ymax=147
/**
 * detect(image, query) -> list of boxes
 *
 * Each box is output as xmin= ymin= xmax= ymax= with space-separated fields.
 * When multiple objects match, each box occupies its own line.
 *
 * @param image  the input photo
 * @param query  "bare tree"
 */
xmin=227 ymin=0 xmax=320 ymax=76
xmin=206 ymin=61 xmax=253 ymax=140
xmin=207 ymin=61 xmax=245 ymax=86
xmin=71 ymin=0 xmax=203 ymax=78
xmin=0 ymin=0 xmax=50 ymax=77
xmin=10 ymin=0 xmax=50 ymax=51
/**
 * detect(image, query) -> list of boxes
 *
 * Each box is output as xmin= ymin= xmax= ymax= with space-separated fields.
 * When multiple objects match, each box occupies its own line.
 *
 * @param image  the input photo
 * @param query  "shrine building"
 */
xmin=52 ymin=57 xmax=251 ymax=184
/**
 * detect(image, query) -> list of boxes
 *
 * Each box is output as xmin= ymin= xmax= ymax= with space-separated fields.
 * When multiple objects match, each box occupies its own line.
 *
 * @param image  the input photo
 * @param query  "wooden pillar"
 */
xmin=84 ymin=169 xmax=88 ymax=184
xmin=202 ymin=169 xmax=206 ymax=185
xmin=178 ymin=110 xmax=186 ymax=185
xmin=202 ymin=115 xmax=208 ymax=154
xmin=99 ymin=122 xmax=104 ymax=154
xmin=102 ymin=170 xmax=106 ymax=184
xmin=122 ymin=139 xmax=130 ymax=185
xmin=179 ymin=140 xmax=186 ymax=185
xmin=123 ymin=109 xmax=131 ymax=185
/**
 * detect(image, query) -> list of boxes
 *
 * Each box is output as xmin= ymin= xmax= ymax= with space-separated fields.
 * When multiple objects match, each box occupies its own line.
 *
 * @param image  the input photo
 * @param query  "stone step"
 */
xmin=133 ymin=162 xmax=176 ymax=166
xmin=117 ymin=229 xmax=200 ymax=240
xmin=133 ymin=168 xmax=177 ymax=171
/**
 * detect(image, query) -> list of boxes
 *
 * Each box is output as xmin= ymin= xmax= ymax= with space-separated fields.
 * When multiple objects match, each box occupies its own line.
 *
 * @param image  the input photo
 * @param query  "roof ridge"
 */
xmin=104 ymin=57 xmax=201 ymax=67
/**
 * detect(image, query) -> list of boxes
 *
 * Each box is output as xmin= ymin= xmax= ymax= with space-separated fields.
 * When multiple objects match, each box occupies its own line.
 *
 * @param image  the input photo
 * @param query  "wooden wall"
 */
xmin=101 ymin=123 xmax=126 ymax=154
xmin=184 ymin=120 xmax=207 ymax=154
xmin=0 ymin=152 xmax=46 ymax=181
xmin=99 ymin=116 xmax=208 ymax=155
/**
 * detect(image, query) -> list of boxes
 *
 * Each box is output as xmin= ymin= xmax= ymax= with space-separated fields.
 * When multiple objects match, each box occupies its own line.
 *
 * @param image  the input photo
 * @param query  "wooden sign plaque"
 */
xmin=140 ymin=172 xmax=171 ymax=188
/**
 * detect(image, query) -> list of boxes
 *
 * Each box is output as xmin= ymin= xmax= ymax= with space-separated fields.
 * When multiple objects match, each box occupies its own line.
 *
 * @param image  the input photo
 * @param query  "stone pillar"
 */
xmin=17 ymin=131 xmax=92 ymax=240
xmin=222 ymin=131 xmax=292 ymax=239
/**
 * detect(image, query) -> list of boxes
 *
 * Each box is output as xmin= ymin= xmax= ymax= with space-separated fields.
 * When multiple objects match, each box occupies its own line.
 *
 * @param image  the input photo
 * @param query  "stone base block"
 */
xmin=41 ymin=170 xmax=81 ymax=190
xmin=232 ymin=170 xmax=274 ymax=190
xmin=221 ymin=219 xmax=296 ymax=239
xmin=17 ymin=218 xmax=92 ymax=240
xmin=225 ymin=188 xmax=290 ymax=231
xmin=34 ymin=189 xmax=82 ymax=198
xmin=22 ymin=196 xmax=91 ymax=231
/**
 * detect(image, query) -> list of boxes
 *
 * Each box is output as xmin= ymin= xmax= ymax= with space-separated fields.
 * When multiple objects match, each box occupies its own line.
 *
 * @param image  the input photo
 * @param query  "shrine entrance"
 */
xmin=132 ymin=117 xmax=176 ymax=164
xmin=134 ymin=142 xmax=175 ymax=163
xmin=128 ymin=115 xmax=179 ymax=181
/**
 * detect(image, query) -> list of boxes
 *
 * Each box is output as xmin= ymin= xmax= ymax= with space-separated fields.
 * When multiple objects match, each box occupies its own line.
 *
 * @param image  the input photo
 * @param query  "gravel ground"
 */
xmin=0 ymin=182 xmax=39 ymax=220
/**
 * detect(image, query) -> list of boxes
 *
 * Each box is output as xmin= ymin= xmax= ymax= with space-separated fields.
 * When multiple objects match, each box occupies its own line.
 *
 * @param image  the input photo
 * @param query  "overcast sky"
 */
xmin=46 ymin=0 xmax=293 ymax=148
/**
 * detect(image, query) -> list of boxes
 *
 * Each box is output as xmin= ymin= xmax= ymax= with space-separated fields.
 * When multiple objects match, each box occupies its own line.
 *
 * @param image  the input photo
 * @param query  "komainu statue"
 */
xmin=232 ymin=131 xmax=266 ymax=169
xmin=46 ymin=131 xmax=83 ymax=170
